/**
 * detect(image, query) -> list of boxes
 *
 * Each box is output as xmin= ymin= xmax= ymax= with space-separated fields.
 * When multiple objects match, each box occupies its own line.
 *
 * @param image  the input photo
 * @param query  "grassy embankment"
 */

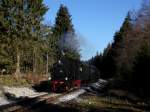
xmin=0 ymin=74 xmax=48 ymax=87
xmin=64 ymin=93 xmax=149 ymax=112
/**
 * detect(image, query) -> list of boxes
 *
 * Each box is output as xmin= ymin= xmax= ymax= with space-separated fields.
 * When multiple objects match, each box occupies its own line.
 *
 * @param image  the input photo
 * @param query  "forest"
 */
xmin=90 ymin=0 xmax=150 ymax=98
xmin=0 ymin=0 xmax=150 ymax=101
xmin=0 ymin=0 xmax=79 ymax=78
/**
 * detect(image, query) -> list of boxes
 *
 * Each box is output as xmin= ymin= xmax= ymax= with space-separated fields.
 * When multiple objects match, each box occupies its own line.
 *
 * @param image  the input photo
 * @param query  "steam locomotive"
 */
xmin=50 ymin=57 xmax=100 ymax=92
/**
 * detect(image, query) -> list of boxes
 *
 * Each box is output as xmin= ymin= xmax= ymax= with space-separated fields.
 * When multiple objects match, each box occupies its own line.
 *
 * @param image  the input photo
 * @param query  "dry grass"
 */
xmin=24 ymin=73 xmax=48 ymax=84
xmin=0 ymin=74 xmax=48 ymax=87
xmin=67 ymin=93 xmax=149 ymax=112
xmin=0 ymin=75 xmax=29 ymax=87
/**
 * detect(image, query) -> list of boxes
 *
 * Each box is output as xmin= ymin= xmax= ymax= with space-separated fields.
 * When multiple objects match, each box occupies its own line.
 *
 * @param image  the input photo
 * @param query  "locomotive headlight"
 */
xmin=48 ymin=77 xmax=51 ymax=80
xmin=58 ymin=60 xmax=61 ymax=64
xmin=79 ymin=67 xmax=82 ymax=72
xmin=65 ymin=77 xmax=68 ymax=81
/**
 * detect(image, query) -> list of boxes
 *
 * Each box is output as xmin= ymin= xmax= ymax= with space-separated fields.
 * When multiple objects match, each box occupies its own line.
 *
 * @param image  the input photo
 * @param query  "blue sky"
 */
xmin=43 ymin=0 xmax=141 ymax=60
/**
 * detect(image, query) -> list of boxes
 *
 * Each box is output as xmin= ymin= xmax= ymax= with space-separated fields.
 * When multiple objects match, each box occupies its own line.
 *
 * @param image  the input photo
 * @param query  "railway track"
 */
xmin=0 ymin=89 xmax=80 ymax=112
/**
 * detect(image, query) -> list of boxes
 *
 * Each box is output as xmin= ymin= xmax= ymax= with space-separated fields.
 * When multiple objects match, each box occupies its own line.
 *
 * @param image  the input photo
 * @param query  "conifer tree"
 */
xmin=91 ymin=13 xmax=132 ymax=79
xmin=53 ymin=4 xmax=74 ymax=37
xmin=111 ymin=13 xmax=132 ymax=76
xmin=53 ymin=4 xmax=80 ymax=60
xmin=132 ymin=43 xmax=150 ymax=97
xmin=0 ymin=0 xmax=48 ymax=75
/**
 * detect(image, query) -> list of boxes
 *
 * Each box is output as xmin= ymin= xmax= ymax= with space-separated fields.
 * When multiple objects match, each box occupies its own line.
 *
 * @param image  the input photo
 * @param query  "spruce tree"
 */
xmin=93 ymin=13 xmax=132 ymax=79
xmin=53 ymin=4 xmax=74 ymax=37
xmin=111 ymin=13 xmax=132 ymax=76
xmin=0 ymin=0 xmax=48 ymax=75
xmin=132 ymin=43 xmax=150 ymax=97
xmin=53 ymin=4 xmax=80 ymax=60
xmin=0 ymin=0 xmax=15 ymax=73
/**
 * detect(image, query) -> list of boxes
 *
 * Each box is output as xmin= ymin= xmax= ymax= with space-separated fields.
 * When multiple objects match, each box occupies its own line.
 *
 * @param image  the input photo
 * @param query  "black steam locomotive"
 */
xmin=50 ymin=57 xmax=100 ymax=92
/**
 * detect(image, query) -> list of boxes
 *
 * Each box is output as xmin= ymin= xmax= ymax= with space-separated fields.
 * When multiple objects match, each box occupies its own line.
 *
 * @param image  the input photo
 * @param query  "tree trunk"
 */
xmin=46 ymin=53 xmax=49 ymax=76
xmin=15 ymin=51 xmax=21 ymax=76
xmin=33 ymin=48 xmax=36 ymax=75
